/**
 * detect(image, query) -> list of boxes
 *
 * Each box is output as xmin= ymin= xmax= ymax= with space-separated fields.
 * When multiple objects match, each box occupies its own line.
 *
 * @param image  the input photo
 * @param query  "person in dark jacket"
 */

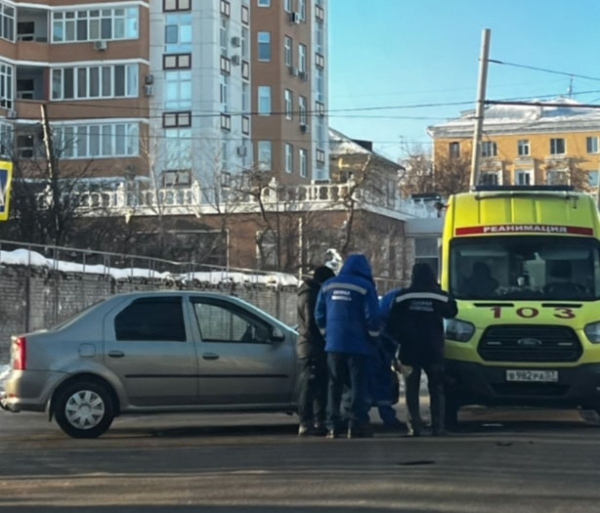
xmin=315 ymin=254 xmax=381 ymax=438
xmin=388 ymin=263 xmax=458 ymax=436
xmin=296 ymin=266 xmax=336 ymax=436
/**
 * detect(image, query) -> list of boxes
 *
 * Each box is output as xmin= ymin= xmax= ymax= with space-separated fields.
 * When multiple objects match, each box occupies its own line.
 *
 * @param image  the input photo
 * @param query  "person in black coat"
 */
xmin=297 ymin=266 xmax=335 ymax=436
xmin=387 ymin=263 xmax=458 ymax=436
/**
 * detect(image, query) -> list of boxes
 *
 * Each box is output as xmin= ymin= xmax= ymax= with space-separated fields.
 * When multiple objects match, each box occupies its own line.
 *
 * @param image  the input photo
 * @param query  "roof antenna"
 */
xmin=567 ymin=76 xmax=573 ymax=98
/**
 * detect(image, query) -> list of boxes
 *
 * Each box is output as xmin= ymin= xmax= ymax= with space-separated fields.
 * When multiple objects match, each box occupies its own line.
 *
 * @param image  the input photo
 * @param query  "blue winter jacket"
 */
xmin=315 ymin=254 xmax=381 ymax=355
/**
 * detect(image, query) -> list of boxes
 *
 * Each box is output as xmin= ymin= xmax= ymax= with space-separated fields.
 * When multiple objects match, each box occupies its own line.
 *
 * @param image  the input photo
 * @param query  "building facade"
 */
xmin=428 ymin=99 xmax=600 ymax=192
xmin=251 ymin=0 xmax=329 ymax=185
xmin=0 ymin=0 xmax=329 ymax=191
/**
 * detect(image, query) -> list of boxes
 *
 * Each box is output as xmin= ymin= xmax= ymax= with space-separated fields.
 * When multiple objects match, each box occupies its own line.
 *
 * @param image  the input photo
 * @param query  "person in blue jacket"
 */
xmin=315 ymin=254 xmax=381 ymax=439
xmin=369 ymin=288 xmax=404 ymax=429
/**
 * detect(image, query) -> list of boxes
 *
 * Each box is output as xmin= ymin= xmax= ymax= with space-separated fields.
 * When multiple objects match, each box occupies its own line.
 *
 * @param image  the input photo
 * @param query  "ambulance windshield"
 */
xmin=450 ymin=236 xmax=600 ymax=300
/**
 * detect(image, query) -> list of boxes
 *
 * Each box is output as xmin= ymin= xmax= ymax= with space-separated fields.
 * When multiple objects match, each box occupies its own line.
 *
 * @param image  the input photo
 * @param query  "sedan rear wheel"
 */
xmin=55 ymin=380 xmax=115 ymax=439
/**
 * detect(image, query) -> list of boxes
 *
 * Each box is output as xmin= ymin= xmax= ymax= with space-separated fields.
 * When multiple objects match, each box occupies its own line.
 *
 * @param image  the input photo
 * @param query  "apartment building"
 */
xmin=251 ymin=0 xmax=329 ymax=185
xmin=428 ymin=98 xmax=600 ymax=192
xmin=0 ymin=0 xmax=150 ymax=178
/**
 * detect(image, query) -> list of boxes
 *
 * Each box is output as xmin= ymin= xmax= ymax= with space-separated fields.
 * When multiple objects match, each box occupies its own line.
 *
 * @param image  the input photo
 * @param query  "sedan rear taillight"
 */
xmin=12 ymin=336 xmax=26 ymax=371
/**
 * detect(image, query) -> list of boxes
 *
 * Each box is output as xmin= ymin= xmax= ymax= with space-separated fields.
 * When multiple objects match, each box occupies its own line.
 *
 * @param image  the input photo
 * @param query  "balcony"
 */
xmin=15 ymin=7 xmax=50 ymax=62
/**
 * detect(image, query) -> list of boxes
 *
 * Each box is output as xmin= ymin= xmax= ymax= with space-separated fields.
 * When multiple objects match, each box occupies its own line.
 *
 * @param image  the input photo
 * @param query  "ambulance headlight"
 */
xmin=445 ymin=319 xmax=475 ymax=342
xmin=584 ymin=321 xmax=600 ymax=343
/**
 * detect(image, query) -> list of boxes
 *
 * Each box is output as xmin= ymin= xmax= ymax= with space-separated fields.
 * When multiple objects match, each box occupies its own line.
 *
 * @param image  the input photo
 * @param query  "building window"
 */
xmin=546 ymin=169 xmax=569 ymax=186
xmin=284 ymin=36 xmax=292 ymax=67
xmin=588 ymin=170 xmax=599 ymax=188
xmin=515 ymin=169 xmax=533 ymax=186
xmin=220 ymin=18 xmax=229 ymax=56
xmin=242 ymin=60 xmax=250 ymax=80
xmin=220 ymin=73 xmax=229 ymax=113
xmin=242 ymin=115 xmax=250 ymax=135
xmin=0 ymin=121 xmax=11 ymax=157
xmin=258 ymin=31 xmax=271 ymax=61
xmin=481 ymin=141 xmax=497 ymax=158
xmin=258 ymin=86 xmax=271 ymax=115
xmin=165 ymin=128 xmax=192 ymax=173
xmin=241 ymin=4 xmax=249 ymax=24
xmin=54 ymin=122 xmax=139 ymax=159
xmin=163 ymin=169 xmax=192 ymax=187
xmin=299 ymin=96 xmax=307 ymax=125
xmin=165 ymin=70 xmax=192 ymax=109
xmin=0 ymin=3 xmax=15 ymax=42
xmin=284 ymin=89 xmax=293 ymax=120
xmin=220 ymin=0 xmax=231 ymax=17
xmin=220 ymin=113 xmax=231 ymax=131
xmin=221 ymin=140 xmax=229 ymax=170
xmin=587 ymin=136 xmax=599 ymax=154
xmin=284 ymin=0 xmax=292 ymax=12
xmin=299 ymin=44 xmax=306 ymax=74
xmin=479 ymin=171 xmax=501 ymax=186
xmin=517 ymin=139 xmax=530 ymax=157
xmin=300 ymin=148 xmax=307 ymax=178
xmin=163 ymin=111 xmax=191 ymax=128
xmin=449 ymin=141 xmax=460 ymax=158
xmin=51 ymin=64 xmax=138 ymax=101
xmin=298 ymin=0 xmax=306 ymax=21
xmin=316 ymin=68 xmax=324 ymax=102
xmin=241 ymin=27 xmax=249 ymax=59
xmin=164 ymin=0 xmax=191 ymax=11
xmin=258 ymin=0 xmax=270 ymax=6
xmin=165 ymin=13 xmax=192 ymax=53
xmin=242 ymin=82 xmax=250 ymax=113
xmin=415 ymin=238 xmax=439 ymax=279
xmin=285 ymin=143 xmax=293 ymax=173
xmin=52 ymin=7 xmax=138 ymax=43
xmin=316 ymin=149 xmax=325 ymax=166
xmin=550 ymin=138 xmax=566 ymax=155
xmin=258 ymin=141 xmax=272 ymax=171
xmin=316 ymin=22 xmax=324 ymax=54
xmin=163 ymin=53 xmax=191 ymax=69
xmin=0 ymin=62 xmax=13 ymax=109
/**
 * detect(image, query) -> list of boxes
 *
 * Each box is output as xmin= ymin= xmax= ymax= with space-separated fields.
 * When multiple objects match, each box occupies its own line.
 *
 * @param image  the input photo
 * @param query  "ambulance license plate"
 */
xmin=506 ymin=370 xmax=559 ymax=383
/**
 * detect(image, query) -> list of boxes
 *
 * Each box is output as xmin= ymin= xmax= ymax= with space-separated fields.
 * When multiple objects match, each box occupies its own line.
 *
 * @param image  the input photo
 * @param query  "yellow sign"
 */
xmin=0 ymin=160 xmax=13 ymax=221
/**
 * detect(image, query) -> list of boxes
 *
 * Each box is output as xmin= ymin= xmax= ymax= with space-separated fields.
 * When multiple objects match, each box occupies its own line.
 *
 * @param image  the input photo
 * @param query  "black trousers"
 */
xmin=297 ymin=356 xmax=328 ymax=428
xmin=401 ymin=360 xmax=445 ymax=433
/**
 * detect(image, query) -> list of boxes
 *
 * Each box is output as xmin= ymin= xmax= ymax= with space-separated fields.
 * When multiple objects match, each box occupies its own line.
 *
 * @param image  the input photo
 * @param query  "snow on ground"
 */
xmin=0 ymin=249 xmax=299 ymax=288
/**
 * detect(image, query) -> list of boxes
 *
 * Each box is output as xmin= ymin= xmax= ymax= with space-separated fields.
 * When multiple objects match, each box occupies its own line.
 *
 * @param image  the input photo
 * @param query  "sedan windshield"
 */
xmin=450 ymin=236 xmax=600 ymax=301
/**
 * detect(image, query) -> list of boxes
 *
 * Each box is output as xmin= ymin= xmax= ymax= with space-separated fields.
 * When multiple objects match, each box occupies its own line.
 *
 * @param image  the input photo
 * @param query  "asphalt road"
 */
xmin=1 ymin=405 xmax=600 ymax=513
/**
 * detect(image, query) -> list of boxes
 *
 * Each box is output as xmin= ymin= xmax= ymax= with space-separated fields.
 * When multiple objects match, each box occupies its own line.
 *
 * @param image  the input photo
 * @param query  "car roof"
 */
xmin=110 ymin=290 xmax=243 ymax=301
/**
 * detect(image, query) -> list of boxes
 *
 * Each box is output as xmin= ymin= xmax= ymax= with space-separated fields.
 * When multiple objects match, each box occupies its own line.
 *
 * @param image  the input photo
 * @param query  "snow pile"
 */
xmin=0 ymin=249 xmax=299 ymax=288
xmin=0 ymin=364 xmax=9 ymax=393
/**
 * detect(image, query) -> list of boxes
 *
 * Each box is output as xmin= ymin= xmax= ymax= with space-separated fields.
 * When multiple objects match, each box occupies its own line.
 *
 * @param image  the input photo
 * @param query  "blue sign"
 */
xmin=0 ymin=161 xmax=12 ymax=221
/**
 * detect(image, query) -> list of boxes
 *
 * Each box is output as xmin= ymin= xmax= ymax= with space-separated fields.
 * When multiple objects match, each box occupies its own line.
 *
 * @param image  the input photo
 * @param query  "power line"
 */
xmin=489 ymin=59 xmax=600 ymax=83
xmin=486 ymin=100 xmax=600 ymax=109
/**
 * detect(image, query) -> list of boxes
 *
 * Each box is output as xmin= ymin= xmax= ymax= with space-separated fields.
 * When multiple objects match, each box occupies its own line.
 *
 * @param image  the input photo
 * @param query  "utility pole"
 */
xmin=470 ymin=28 xmax=491 ymax=189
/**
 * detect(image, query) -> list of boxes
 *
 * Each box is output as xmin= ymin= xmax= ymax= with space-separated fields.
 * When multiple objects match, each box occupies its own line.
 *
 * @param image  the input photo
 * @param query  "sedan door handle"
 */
xmin=202 ymin=353 xmax=220 ymax=361
xmin=108 ymin=351 xmax=125 ymax=358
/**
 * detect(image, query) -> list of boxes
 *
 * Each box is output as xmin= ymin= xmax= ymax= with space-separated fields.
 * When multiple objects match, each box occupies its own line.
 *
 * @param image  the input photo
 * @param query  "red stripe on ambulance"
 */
xmin=455 ymin=225 xmax=594 ymax=236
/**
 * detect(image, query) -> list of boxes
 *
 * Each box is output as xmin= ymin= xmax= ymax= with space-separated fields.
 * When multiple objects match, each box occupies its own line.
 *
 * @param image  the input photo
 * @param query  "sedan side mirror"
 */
xmin=270 ymin=326 xmax=286 ymax=343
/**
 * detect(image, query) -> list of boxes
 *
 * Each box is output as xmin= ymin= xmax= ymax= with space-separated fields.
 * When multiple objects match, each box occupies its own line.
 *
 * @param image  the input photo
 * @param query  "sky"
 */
xmin=329 ymin=0 xmax=600 ymax=161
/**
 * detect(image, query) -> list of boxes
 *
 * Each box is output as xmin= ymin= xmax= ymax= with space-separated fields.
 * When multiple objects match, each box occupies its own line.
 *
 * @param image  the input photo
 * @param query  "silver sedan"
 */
xmin=1 ymin=291 xmax=298 ymax=438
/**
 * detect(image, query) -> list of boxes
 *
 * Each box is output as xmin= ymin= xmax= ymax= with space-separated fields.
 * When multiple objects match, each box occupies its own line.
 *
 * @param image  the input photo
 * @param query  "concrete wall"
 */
xmin=0 ymin=265 xmax=297 ymax=363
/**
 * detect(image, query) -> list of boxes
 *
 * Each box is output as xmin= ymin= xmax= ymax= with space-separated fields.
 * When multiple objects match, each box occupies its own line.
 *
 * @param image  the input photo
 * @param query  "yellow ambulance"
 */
xmin=441 ymin=186 xmax=600 ymax=425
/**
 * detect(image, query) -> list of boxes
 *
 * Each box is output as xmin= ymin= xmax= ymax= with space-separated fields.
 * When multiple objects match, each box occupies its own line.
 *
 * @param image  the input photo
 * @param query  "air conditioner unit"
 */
xmin=299 ymin=71 xmax=309 ymax=81
xmin=231 ymin=36 xmax=241 ymax=47
xmin=289 ymin=12 xmax=300 ymax=24
xmin=94 ymin=40 xmax=108 ymax=51
xmin=7 ymin=110 xmax=17 ymax=119
xmin=300 ymin=123 xmax=310 ymax=134
xmin=143 ymin=85 xmax=154 ymax=97
xmin=288 ymin=66 xmax=298 ymax=77
xmin=237 ymin=146 xmax=247 ymax=157
xmin=231 ymin=55 xmax=241 ymax=65
xmin=145 ymin=74 xmax=155 ymax=85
